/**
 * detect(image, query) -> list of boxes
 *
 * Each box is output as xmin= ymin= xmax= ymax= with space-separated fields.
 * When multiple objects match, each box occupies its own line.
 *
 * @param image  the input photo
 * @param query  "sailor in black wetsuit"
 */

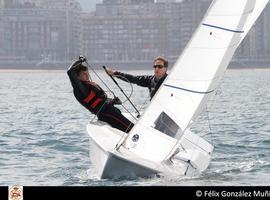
xmin=67 ymin=57 xmax=134 ymax=133
xmin=105 ymin=56 xmax=168 ymax=100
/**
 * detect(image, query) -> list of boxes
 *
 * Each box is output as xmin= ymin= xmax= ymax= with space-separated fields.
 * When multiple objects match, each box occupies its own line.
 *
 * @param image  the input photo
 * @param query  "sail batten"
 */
xmin=202 ymin=23 xmax=245 ymax=33
xmin=164 ymin=84 xmax=215 ymax=94
xmin=120 ymin=0 xmax=269 ymax=163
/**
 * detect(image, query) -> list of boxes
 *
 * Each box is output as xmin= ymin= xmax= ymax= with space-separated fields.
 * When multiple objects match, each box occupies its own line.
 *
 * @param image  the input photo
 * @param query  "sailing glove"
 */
xmin=78 ymin=55 xmax=87 ymax=62
xmin=109 ymin=96 xmax=122 ymax=105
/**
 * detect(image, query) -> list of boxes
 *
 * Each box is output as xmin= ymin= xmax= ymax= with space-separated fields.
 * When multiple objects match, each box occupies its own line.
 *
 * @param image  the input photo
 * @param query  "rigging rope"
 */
xmin=111 ymin=74 xmax=134 ymax=104
xmin=114 ymin=94 xmax=150 ymax=151
xmin=83 ymin=60 xmax=139 ymax=121
xmin=103 ymin=66 xmax=141 ymax=118
xmin=85 ymin=60 xmax=116 ymax=97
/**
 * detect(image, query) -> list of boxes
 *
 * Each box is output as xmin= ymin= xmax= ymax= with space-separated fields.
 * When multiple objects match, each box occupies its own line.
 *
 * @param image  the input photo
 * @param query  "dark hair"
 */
xmin=74 ymin=64 xmax=87 ymax=76
xmin=154 ymin=56 xmax=169 ymax=68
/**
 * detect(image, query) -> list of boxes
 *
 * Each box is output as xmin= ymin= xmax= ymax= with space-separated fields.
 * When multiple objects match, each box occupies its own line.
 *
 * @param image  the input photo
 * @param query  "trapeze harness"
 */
xmin=79 ymin=82 xmax=107 ymax=114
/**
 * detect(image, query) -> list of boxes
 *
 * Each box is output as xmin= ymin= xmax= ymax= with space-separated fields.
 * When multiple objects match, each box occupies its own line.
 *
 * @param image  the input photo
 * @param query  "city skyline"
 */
xmin=0 ymin=0 xmax=269 ymax=69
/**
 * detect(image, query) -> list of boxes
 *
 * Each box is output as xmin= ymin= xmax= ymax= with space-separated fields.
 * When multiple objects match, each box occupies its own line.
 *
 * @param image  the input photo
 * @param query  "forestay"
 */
xmin=121 ymin=0 xmax=269 ymax=162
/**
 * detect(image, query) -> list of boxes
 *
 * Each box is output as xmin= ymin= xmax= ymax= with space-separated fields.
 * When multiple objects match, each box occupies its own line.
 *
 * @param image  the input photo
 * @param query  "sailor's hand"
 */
xmin=78 ymin=55 xmax=87 ymax=62
xmin=105 ymin=68 xmax=115 ymax=76
xmin=110 ymin=96 xmax=122 ymax=105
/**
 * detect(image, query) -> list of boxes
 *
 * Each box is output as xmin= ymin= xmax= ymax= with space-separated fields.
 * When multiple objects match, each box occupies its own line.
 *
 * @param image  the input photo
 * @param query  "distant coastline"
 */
xmin=0 ymin=60 xmax=270 ymax=71
xmin=1 ymin=66 xmax=270 ymax=72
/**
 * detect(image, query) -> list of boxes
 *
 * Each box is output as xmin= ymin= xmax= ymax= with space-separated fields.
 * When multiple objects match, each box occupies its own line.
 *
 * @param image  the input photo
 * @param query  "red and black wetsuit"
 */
xmin=67 ymin=60 xmax=133 ymax=133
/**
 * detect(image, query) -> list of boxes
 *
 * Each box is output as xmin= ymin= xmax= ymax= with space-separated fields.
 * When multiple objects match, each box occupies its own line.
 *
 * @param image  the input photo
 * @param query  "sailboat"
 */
xmin=87 ymin=0 xmax=269 ymax=179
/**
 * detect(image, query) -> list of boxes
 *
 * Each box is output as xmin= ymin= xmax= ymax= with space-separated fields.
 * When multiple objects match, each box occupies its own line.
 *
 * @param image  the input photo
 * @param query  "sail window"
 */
xmin=154 ymin=112 xmax=181 ymax=138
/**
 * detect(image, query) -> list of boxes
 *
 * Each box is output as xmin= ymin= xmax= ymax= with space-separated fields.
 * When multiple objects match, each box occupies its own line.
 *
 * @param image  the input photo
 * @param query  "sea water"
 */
xmin=0 ymin=69 xmax=269 ymax=186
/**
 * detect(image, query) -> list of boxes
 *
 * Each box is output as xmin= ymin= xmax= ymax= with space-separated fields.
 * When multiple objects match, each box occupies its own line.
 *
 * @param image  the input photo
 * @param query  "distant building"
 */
xmin=0 ymin=0 xmax=82 ymax=64
xmin=0 ymin=0 xmax=14 ymax=8
xmin=0 ymin=2 xmax=4 ymax=57
xmin=82 ymin=0 xmax=211 ymax=66
xmin=233 ymin=3 xmax=270 ymax=65
xmin=0 ymin=0 xmax=3 ymax=8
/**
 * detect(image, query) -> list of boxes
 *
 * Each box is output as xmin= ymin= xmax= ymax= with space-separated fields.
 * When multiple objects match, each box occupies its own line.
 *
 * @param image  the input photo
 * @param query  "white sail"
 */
xmin=121 ymin=0 xmax=269 ymax=162
xmin=239 ymin=0 xmax=269 ymax=42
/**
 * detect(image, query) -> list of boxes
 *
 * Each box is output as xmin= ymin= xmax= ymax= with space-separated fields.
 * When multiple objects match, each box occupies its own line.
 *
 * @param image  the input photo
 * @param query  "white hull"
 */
xmin=90 ymin=140 xmax=159 ymax=179
xmin=88 ymin=124 xmax=160 ymax=179
xmin=87 ymin=123 xmax=213 ymax=179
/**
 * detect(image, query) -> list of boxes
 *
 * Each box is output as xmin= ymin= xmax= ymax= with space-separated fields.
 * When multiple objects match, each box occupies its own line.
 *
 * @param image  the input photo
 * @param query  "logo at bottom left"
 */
xmin=9 ymin=186 xmax=23 ymax=200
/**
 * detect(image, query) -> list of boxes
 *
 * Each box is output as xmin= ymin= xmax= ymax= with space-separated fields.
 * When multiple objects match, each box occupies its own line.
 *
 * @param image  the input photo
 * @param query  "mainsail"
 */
xmin=121 ymin=0 xmax=269 ymax=163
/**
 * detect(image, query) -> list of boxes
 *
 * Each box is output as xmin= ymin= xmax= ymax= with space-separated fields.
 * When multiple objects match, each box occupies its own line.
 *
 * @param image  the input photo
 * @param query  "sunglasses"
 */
xmin=153 ymin=64 xmax=165 ymax=69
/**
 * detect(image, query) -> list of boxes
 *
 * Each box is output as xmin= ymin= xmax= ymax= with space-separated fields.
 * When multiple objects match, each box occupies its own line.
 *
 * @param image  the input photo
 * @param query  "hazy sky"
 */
xmin=78 ymin=0 xmax=102 ymax=11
